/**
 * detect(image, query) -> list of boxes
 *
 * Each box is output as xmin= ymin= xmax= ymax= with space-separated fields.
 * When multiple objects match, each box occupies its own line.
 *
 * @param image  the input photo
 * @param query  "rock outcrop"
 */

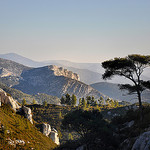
xmin=0 ymin=88 xmax=20 ymax=112
xmin=132 ymin=131 xmax=150 ymax=150
xmin=50 ymin=128 xmax=60 ymax=145
xmin=42 ymin=123 xmax=60 ymax=145
xmin=22 ymin=106 xmax=33 ymax=124
xmin=49 ymin=65 xmax=80 ymax=81
xmin=42 ymin=123 xmax=51 ymax=137
xmin=13 ymin=66 xmax=105 ymax=99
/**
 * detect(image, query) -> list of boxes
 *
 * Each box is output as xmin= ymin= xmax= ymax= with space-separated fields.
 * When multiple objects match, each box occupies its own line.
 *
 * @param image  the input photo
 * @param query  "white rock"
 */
xmin=50 ymin=128 xmax=60 ymax=145
xmin=42 ymin=123 xmax=51 ymax=137
xmin=22 ymin=106 xmax=33 ymax=124
xmin=0 ymin=88 xmax=21 ymax=112
xmin=132 ymin=131 xmax=150 ymax=150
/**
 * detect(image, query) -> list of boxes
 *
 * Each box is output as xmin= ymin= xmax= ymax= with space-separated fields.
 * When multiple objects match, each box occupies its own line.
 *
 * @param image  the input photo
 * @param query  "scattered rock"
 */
xmin=50 ymin=128 xmax=60 ymax=145
xmin=42 ymin=123 xmax=51 ymax=137
xmin=22 ymin=106 xmax=33 ymax=124
xmin=124 ymin=120 xmax=135 ymax=128
xmin=0 ymin=88 xmax=20 ymax=112
xmin=132 ymin=131 xmax=150 ymax=150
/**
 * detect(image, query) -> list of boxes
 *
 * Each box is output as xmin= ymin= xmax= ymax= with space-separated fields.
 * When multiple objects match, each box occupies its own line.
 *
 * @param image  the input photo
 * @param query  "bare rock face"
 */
xmin=132 ymin=131 xmax=150 ymax=150
xmin=0 ymin=88 xmax=20 ymax=112
xmin=22 ymin=106 xmax=33 ymax=124
xmin=42 ymin=123 xmax=51 ymax=137
xmin=48 ymin=65 xmax=80 ymax=81
xmin=41 ymin=123 xmax=60 ymax=145
xmin=50 ymin=128 xmax=60 ymax=145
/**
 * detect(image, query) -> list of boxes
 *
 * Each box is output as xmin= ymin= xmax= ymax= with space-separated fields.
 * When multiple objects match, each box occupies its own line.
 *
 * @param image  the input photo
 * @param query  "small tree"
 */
xmin=32 ymin=99 xmax=36 ymax=104
xmin=43 ymin=100 xmax=47 ymax=107
xmin=82 ymin=98 xmax=87 ymax=109
xmin=102 ymin=54 xmax=150 ymax=120
xmin=65 ymin=93 xmax=71 ymax=105
xmin=78 ymin=98 xmax=82 ymax=106
xmin=60 ymin=96 xmax=66 ymax=105
xmin=22 ymin=98 xmax=26 ymax=106
xmin=71 ymin=94 xmax=77 ymax=106
xmin=98 ymin=96 xmax=104 ymax=105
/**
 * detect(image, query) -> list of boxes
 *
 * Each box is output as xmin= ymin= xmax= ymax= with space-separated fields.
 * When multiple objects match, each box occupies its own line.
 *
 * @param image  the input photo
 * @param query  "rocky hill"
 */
xmin=0 ymin=58 xmax=30 ymax=77
xmin=13 ymin=66 xmax=105 ymax=99
xmin=0 ymin=58 xmax=106 ymax=100
xmin=0 ymin=89 xmax=58 ymax=149
xmin=0 ymin=82 xmax=60 ymax=105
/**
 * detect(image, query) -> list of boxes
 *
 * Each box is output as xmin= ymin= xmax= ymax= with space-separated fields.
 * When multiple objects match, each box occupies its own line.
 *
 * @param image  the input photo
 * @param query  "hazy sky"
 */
xmin=0 ymin=0 xmax=150 ymax=62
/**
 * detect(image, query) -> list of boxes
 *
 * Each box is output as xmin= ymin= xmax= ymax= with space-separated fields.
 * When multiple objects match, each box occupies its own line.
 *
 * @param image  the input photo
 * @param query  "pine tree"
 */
xmin=82 ymin=97 xmax=86 ymax=109
xmin=32 ymin=99 xmax=36 ymax=104
xmin=22 ymin=98 xmax=26 ymax=106
xmin=60 ymin=96 xmax=66 ymax=105
xmin=71 ymin=94 xmax=77 ymax=106
xmin=65 ymin=93 xmax=71 ymax=105
xmin=43 ymin=100 xmax=47 ymax=107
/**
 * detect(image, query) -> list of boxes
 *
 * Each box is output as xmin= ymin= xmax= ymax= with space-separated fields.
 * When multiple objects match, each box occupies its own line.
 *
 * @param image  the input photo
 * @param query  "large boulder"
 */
xmin=132 ymin=131 xmax=150 ymax=150
xmin=50 ymin=128 xmax=60 ymax=145
xmin=0 ymin=88 xmax=20 ymax=112
xmin=22 ymin=106 xmax=33 ymax=124
xmin=42 ymin=123 xmax=51 ymax=137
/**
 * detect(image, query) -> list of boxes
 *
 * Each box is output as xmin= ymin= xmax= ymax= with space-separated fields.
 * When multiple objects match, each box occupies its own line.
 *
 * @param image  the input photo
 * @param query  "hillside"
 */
xmin=0 ymin=82 xmax=60 ymax=105
xmin=0 ymin=58 xmax=30 ymax=77
xmin=0 ymin=53 xmax=104 ymax=84
xmin=91 ymin=82 xmax=150 ymax=103
xmin=0 ymin=53 xmax=45 ymax=67
xmin=13 ymin=66 xmax=105 ymax=99
xmin=0 ymin=104 xmax=56 ymax=150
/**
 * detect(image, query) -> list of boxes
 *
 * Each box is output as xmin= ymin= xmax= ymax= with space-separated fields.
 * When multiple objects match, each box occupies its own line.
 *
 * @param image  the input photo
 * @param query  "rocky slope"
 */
xmin=0 ymin=58 xmax=106 ymax=100
xmin=13 ymin=66 xmax=105 ymax=99
xmin=0 ymin=82 xmax=60 ymax=105
xmin=0 ymin=58 xmax=30 ymax=77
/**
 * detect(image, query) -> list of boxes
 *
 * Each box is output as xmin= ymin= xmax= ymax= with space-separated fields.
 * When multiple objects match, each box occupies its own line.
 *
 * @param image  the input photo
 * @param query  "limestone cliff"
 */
xmin=48 ymin=65 xmax=80 ymax=81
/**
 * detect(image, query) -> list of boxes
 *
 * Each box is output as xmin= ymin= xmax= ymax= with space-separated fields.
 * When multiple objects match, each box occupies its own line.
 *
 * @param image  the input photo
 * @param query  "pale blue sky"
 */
xmin=0 ymin=0 xmax=150 ymax=62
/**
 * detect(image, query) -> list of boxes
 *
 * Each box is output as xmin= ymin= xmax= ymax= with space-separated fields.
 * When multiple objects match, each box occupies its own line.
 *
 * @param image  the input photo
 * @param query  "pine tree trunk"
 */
xmin=137 ymin=91 xmax=143 ymax=121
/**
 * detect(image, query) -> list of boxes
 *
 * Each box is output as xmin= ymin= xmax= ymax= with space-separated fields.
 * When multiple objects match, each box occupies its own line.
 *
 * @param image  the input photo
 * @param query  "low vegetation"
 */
xmin=0 ymin=82 xmax=60 ymax=105
xmin=0 ymin=104 xmax=57 ymax=150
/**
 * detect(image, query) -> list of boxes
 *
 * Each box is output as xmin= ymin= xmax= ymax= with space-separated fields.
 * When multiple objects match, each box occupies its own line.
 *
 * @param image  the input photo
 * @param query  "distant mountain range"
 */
xmin=0 ymin=57 xmax=106 ymax=100
xmin=90 ymin=82 xmax=150 ymax=103
xmin=1 ymin=53 xmax=149 ymax=84
xmin=0 ymin=53 xmax=104 ymax=84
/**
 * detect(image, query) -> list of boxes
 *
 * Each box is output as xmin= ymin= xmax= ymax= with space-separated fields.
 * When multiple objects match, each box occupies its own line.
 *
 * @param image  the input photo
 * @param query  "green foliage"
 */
xmin=98 ymin=96 xmax=104 ymax=105
xmin=0 ymin=104 xmax=56 ymax=150
xmin=71 ymin=94 xmax=77 ymax=106
xmin=65 ymin=93 xmax=71 ymax=105
xmin=81 ymin=97 xmax=86 ymax=109
xmin=32 ymin=99 xmax=36 ymax=104
xmin=60 ymin=96 xmax=65 ymax=105
xmin=0 ymin=82 xmax=60 ymax=105
xmin=61 ymin=109 xmax=118 ymax=149
xmin=68 ymin=133 xmax=73 ymax=140
xmin=43 ymin=100 xmax=47 ymax=107
xmin=102 ymin=54 xmax=150 ymax=117
xmin=22 ymin=98 xmax=26 ymax=106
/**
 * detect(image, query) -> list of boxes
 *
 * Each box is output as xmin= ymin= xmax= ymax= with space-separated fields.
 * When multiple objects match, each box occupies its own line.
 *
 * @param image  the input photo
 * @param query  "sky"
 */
xmin=0 ymin=0 xmax=150 ymax=63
